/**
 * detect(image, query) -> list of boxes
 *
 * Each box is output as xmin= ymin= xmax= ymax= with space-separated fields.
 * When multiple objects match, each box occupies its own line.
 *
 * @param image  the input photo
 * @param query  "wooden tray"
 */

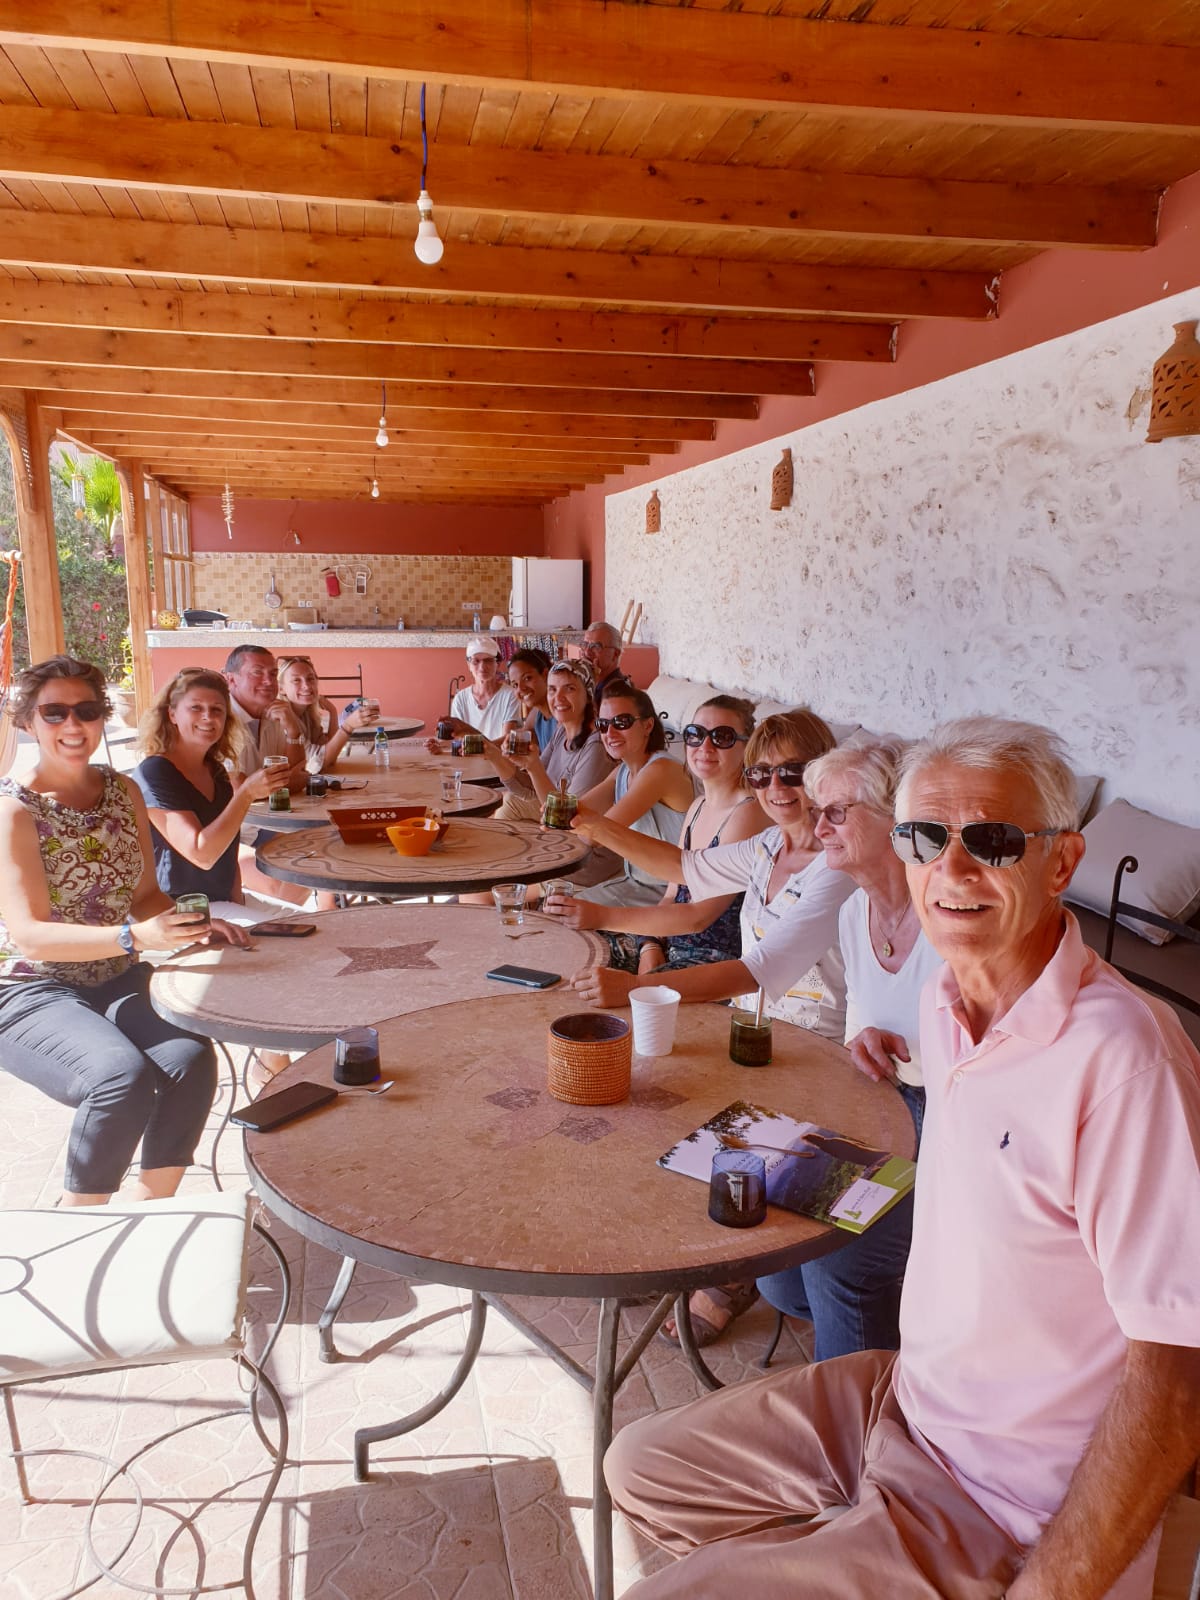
xmin=328 ymin=803 xmax=448 ymax=844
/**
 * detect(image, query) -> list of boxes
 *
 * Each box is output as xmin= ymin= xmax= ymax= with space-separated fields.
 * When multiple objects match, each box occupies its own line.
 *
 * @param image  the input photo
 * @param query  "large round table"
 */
xmin=343 ymin=739 xmax=500 ymax=787
xmin=255 ymin=814 xmax=590 ymax=896
xmin=244 ymin=995 xmax=916 ymax=1600
xmin=248 ymin=775 xmax=499 ymax=832
xmin=346 ymin=715 xmax=424 ymax=741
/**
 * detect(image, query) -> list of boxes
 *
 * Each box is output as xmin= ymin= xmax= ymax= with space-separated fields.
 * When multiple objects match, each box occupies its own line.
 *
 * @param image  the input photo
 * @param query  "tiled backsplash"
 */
xmin=193 ymin=553 xmax=512 ymax=628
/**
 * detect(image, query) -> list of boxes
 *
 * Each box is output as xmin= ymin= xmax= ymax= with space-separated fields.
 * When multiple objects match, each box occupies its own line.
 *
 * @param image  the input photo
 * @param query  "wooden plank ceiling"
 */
xmin=0 ymin=1 xmax=1198 ymax=505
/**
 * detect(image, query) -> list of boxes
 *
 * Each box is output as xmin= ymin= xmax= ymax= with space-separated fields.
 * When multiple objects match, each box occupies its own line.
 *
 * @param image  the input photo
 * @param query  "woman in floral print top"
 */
xmin=0 ymin=655 xmax=247 ymax=1206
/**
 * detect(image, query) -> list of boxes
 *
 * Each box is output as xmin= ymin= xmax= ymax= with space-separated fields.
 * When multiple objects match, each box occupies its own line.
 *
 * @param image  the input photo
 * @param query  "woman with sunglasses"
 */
xmin=275 ymin=655 xmax=375 ymax=772
xmin=483 ymin=659 xmax=614 ymax=823
xmin=132 ymin=668 xmax=277 ymax=917
xmin=550 ymin=696 xmax=764 ymax=978
xmin=565 ymin=709 xmax=852 ymax=1029
xmin=570 ymin=684 xmax=697 ymax=906
xmin=0 ymin=656 xmax=241 ymax=1207
xmin=750 ymin=739 xmax=944 ymax=1359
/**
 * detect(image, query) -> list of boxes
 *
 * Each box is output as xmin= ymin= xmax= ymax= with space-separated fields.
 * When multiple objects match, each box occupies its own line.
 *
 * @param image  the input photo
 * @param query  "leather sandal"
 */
xmin=658 ymin=1281 xmax=760 ymax=1348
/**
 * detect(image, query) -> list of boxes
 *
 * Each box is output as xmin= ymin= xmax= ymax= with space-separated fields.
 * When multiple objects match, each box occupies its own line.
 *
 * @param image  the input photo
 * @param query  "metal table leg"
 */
xmin=674 ymin=1291 xmax=724 ymax=1392
xmin=591 ymin=1298 xmax=622 ymax=1600
xmin=353 ymin=1291 xmax=489 ymax=1482
xmin=317 ymin=1254 xmax=358 ymax=1363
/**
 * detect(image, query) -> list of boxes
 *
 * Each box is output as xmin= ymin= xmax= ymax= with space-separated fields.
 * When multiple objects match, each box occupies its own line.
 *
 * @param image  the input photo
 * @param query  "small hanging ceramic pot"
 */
xmin=645 ymin=489 xmax=661 ymax=534
xmin=1146 ymin=320 xmax=1200 ymax=442
xmin=770 ymin=447 xmax=794 ymax=511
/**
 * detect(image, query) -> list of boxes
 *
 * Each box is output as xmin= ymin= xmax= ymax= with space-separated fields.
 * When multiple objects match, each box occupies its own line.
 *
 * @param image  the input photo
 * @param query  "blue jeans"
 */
xmin=756 ymin=1082 xmax=925 ymax=1362
xmin=0 ymin=963 xmax=217 ymax=1193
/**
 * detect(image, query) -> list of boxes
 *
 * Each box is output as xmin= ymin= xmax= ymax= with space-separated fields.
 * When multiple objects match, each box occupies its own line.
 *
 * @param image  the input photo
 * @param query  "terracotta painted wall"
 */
xmin=192 ymin=496 xmax=545 ymax=556
xmin=543 ymin=168 xmax=1200 ymax=611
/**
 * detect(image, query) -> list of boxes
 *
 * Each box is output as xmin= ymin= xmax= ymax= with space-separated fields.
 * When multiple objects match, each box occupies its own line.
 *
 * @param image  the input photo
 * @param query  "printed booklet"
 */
xmin=657 ymin=1098 xmax=916 ymax=1234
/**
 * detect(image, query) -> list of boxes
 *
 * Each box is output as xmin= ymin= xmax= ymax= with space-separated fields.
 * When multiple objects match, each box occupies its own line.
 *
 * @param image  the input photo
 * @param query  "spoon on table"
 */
xmin=716 ymin=1132 xmax=815 ymax=1159
xmin=337 ymin=1081 xmax=394 ymax=1098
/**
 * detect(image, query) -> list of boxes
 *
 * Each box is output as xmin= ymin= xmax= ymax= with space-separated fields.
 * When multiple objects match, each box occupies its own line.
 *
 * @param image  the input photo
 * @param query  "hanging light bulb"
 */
xmin=413 ymin=84 xmax=444 ymax=266
xmin=375 ymin=382 xmax=389 ymax=449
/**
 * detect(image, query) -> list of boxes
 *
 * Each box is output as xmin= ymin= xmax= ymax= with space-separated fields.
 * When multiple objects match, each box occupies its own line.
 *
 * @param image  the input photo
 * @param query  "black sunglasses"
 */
xmin=596 ymin=713 xmax=641 ymax=733
xmin=892 ymin=820 xmax=1064 ymax=869
xmin=37 ymin=700 xmax=107 ymax=725
xmin=744 ymin=761 xmax=808 ymax=790
xmin=683 ymin=724 xmax=749 ymax=750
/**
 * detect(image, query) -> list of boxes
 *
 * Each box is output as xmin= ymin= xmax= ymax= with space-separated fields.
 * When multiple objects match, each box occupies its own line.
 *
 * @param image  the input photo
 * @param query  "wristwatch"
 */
xmin=117 ymin=918 xmax=136 ymax=956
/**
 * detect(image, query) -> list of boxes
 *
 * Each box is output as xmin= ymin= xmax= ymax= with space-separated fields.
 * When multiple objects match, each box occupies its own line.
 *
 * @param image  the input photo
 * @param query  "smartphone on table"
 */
xmin=252 ymin=921 xmax=318 ymax=938
xmin=486 ymin=965 xmax=562 ymax=989
xmin=230 ymin=1081 xmax=337 ymax=1131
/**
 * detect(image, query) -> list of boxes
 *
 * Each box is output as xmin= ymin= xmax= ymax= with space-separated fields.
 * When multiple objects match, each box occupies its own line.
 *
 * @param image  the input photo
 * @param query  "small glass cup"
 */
xmin=268 ymin=786 xmax=292 ymax=812
xmin=729 ymin=1012 xmax=773 ymax=1066
xmin=541 ymin=790 xmax=578 ymax=830
xmin=436 ymin=718 xmax=455 ymax=742
xmin=450 ymin=737 xmax=464 ymax=758
xmin=707 ymin=1149 xmax=767 ymax=1228
xmin=541 ymin=878 xmax=575 ymax=907
xmin=461 ymin=732 xmax=485 ymax=757
xmin=441 ymin=773 xmax=463 ymax=806
xmin=174 ymin=892 xmax=211 ymax=933
xmin=334 ymin=1025 xmax=381 ymax=1086
xmin=504 ymin=728 xmax=533 ymax=757
xmin=492 ymin=881 xmax=528 ymax=935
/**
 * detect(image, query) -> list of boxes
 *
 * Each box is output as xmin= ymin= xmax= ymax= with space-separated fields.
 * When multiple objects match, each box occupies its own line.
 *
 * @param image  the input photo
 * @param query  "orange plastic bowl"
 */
xmin=386 ymin=819 xmax=439 ymax=857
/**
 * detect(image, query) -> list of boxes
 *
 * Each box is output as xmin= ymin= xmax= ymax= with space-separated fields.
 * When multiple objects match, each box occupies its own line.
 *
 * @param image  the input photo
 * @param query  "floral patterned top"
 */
xmin=0 ymin=766 xmax=141 ymax=988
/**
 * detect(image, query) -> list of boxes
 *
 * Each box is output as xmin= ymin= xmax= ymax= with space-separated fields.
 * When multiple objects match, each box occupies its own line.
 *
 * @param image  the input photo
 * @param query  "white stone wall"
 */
xmin=606 ymin=291 xmax=1200 ymax=824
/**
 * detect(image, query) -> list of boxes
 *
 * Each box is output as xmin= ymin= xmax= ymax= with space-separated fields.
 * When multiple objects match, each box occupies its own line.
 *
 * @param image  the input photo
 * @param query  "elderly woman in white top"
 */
xmin=752 ymin=739 xmax=943 ymax=1359
xmin=567 ymin=709 xmax=852 ymax=1036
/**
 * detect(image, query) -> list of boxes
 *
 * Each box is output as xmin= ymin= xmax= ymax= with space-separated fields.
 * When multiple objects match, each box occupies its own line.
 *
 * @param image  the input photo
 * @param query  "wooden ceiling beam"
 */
xmin=53 ymin=399 xmax=688 ymax=450
xmin=8 ymin=4 xmax=1198 ymax=133
xmin=0 ymin=283 xmax=894 ymax=366
xmin=164 ymin=483 xmax=560 ymax=504
xmin=0 ymin=209 xmax=995 ymax=321
xmin=3 ymin=363 xmax=754 ymax=422
xmin=2 ymin=325 xmax=814 ymax=398
xmin=79 ymin=435 xmax=645 ymax=471
xmin=0 ymin=105 xmax=1157 ymax=253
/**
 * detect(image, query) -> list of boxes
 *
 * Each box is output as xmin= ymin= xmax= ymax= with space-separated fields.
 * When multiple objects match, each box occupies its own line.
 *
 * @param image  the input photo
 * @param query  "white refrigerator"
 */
xmin=510 ymin=557 xmax=584 ymax=629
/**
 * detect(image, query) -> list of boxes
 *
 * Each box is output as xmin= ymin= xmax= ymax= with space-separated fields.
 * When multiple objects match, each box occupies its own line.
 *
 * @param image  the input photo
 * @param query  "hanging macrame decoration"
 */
xmin=1146 ymin=320 xmax=1200 ymax=442
xmin=645 ymin=489 xmax=661 ymax=534
xmin=0 ymin=550 xmax=22 ymax=777
xmin=221 ymin=481 xmax=236 ymax=539
xmin=769 ymin=448 xmax=794 ymax=511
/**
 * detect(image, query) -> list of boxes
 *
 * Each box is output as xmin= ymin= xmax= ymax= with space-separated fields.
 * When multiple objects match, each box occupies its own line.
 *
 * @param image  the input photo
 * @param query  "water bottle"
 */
xmin=373 ymin=726 xmax=390 ymax=769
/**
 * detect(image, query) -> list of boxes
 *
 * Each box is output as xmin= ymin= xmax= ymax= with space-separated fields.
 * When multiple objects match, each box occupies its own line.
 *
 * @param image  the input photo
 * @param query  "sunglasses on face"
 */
xmin=744 ymin=761 xmax=808 ymax=790
xmin=596 ymin=713 xmax=642 ymax=733
xmin=891 ymin=820 xmax=1064 ymax=868
xmin=809 ymin=801 xmax=861 ymax=826
xmin=36 ymin=700 xmax=107 ymax=725
xmin=683 ymin=724 xmax=749 ymax=750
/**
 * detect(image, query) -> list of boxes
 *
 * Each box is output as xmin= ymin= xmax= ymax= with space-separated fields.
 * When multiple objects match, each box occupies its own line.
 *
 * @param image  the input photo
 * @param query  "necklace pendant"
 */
xmin=882 ymin=939 xmax=893 ymax=959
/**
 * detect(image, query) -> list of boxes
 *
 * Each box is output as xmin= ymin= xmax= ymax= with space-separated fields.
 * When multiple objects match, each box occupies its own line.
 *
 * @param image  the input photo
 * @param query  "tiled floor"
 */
xmin=1 ymin=1051 xmax=815 ymax=1599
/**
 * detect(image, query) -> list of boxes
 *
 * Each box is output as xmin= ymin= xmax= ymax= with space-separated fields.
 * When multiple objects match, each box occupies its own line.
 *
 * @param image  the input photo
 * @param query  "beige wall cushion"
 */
xmin=1065 ymin=799 xmax=1200 ymax=945
xmin=0 ymin=1191 xmax=253 ymax=1383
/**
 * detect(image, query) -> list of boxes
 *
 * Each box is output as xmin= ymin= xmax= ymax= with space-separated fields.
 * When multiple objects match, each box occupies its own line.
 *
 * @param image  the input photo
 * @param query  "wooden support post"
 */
xmin=116 ymin=459 xmax=154 ymax=719
xmin=145 ymin=475 xmax=166 ymax=616
xmin=9 ymin=394 xmax=66 ymax=662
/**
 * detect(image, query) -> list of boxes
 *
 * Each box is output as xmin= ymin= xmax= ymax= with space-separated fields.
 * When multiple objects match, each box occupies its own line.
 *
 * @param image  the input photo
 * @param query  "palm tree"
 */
xmin=54 ymin=451 xmax=123 ymax=559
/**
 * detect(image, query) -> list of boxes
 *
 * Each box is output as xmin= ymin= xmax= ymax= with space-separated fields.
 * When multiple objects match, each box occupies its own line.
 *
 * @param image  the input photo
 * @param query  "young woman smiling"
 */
xmin=132 ymin=667 xmax=275 ymax=915
xmin=484 ymin=658 xmax=614 ymax=823
xmin=0 ymin=656 xmax=246 ymax=1207
xmin=274 ymin=655 xmax=375 ymax=773
xmin=551 ymin=695 xmax=764 ymax=983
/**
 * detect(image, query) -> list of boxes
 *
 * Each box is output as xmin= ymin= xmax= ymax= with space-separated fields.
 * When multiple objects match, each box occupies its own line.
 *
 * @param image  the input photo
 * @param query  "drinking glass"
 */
xmin=174 ymin=892 xmax=211 ymax=933
xmin=441 ymin=773 xmax=463 ymax=806
xmin=729 ymin=1012 xmax=773 ymax=1066
xmin=492 ymin=882 xmax=528 ymax=935
xmin=707 ymin=1149 xmax=767 ymax=1228
xmin=334 ymin=1025 xmax=381 ymax=1086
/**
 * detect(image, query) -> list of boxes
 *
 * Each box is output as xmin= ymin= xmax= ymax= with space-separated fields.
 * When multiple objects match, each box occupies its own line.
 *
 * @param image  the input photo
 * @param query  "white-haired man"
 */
xmin=580 ymin=620 xmax=626 ymax=708
xmin=606 ymin=716 xmax=1200 ymax=1600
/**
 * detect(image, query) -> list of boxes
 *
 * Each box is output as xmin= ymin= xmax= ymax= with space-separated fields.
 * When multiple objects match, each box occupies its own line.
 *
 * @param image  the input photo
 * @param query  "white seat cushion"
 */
xmin=0 ymin=1191 xmax=253 ymax=1383
xmin=1065 ymin=799 xmax=1200 ymax=945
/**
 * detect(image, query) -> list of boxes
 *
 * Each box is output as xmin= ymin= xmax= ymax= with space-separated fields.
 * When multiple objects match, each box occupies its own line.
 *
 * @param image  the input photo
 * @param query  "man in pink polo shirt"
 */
xmin=606 ymin=716 xmax=1200 ymax=1600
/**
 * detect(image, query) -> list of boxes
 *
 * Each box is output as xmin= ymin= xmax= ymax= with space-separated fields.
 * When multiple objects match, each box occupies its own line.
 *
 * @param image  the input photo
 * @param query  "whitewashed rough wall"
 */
xmin=606 ymin=291 xmax=1200 ymax=825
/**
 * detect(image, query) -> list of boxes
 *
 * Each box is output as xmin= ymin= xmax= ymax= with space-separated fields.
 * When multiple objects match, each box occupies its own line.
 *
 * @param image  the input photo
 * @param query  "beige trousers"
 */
xmin=606 ymin=1350 xmax=1024 ymax=1599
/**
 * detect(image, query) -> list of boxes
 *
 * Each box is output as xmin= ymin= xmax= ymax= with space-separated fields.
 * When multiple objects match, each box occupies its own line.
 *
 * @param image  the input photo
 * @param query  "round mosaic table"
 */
xmin=245 ymin=995 xmax=916 ymax=1600
xmin=346 ymin=715 xmax=425 ymax=741
xmin=340 ymin=740 xmax=500 ymax=787
xmin=150 ymin=904 xmax=605 ymax=1053
xmin=255 ymin=814 xmax=590 ymax=897
xmin=248 ymin=775 xmax=499 ymax=833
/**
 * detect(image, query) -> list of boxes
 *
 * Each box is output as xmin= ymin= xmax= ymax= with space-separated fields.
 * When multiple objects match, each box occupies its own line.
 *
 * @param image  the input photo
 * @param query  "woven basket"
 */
xmin=547 ymin=1012 xmax=632 ymax=1105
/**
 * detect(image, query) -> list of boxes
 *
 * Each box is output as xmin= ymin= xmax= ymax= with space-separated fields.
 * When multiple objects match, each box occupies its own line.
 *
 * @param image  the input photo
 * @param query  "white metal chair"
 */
xmin=1 ymin=1189 xmax=290 ymax=1599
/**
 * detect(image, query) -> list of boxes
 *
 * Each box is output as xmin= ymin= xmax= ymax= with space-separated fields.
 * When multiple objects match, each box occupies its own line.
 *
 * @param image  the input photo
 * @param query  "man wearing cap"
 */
xmin=446 ymin=638 xmax=520 ymax=741
xmin=580 ymin=621 xmax=626 ymax=708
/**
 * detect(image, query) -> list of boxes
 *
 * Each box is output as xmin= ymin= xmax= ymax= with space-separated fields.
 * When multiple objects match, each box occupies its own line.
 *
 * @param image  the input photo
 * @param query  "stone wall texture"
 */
xmin=606 ymin=291 xmax=1200 ymax=825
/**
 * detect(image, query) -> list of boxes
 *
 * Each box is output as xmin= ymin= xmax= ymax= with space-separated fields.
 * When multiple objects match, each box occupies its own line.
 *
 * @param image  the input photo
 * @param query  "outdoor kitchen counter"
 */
xmin=146 ymin=631 xmax=659 ymax=731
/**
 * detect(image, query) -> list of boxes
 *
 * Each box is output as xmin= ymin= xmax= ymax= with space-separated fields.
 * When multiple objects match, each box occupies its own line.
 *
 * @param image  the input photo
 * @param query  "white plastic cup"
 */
xmin=630 ymin=985 xmax=681 ymax=1057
